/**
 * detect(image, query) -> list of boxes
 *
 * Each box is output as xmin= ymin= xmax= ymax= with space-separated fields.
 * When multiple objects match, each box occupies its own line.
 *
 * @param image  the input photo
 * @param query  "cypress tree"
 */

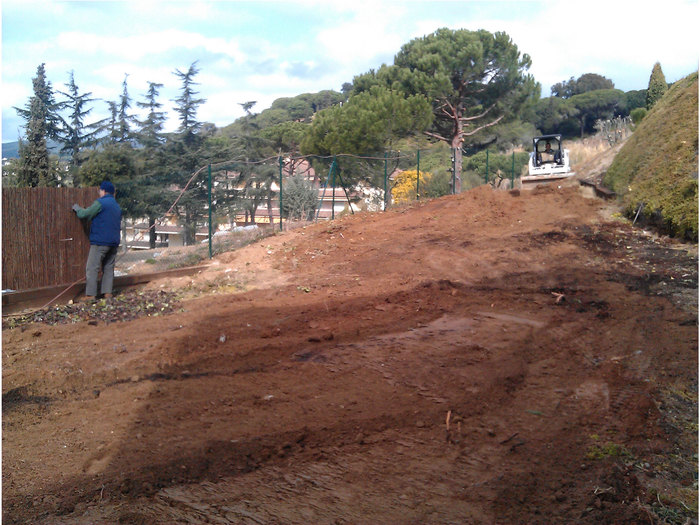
xmin=646 ymin=62 xmax=667 ymax=110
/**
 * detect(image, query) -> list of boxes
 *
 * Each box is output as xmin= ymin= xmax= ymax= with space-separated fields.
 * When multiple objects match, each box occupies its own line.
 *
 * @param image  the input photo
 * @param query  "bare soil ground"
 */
xmin=3 ymin=179 xmax=698 ymax=524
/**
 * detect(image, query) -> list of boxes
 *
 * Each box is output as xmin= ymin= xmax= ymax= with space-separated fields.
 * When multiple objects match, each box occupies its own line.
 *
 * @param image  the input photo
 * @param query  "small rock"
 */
xmin=416 ymin=420 xmax=425 ymax=428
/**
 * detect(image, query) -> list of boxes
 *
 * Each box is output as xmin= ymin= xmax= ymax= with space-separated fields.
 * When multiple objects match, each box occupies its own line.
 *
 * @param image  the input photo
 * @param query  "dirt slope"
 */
xmin=3 ymin=182 xmax=697 ymax=524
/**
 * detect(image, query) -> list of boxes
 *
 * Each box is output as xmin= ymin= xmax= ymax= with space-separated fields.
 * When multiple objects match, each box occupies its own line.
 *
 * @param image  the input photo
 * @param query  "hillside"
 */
xmin=2 ymin=139 xmax=63 ymax=160
xmin=3 ymin=183 xmax=698 ymax=524
xmin=604 ymin=72 xmax=699 ymax=239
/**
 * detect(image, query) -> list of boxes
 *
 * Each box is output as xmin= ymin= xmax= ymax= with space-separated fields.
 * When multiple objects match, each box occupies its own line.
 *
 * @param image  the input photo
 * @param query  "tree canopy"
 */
xmin=346 ymin=28 xmax=538 ymax=192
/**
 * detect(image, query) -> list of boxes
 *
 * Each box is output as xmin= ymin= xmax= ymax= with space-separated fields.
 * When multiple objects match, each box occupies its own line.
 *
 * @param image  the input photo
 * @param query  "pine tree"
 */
xmin=117 ymin=74 xmax=136 ymax=143
xmin=58 ymin=70 xmax=96 ymax=177
xmin=135 ymin=81 xmax=171 ymax=248
xmin=136 ymin=82 xmax=167 ymax=148
xmin=646 ymin=62 xmax=667 ymax=110
xmin=172 ymin=62 xmax=205 ymax=145
xmin=170 ymin=62 xmax=208 ymax=244
xmin=14 ymin=63 xmax=62 ymax=187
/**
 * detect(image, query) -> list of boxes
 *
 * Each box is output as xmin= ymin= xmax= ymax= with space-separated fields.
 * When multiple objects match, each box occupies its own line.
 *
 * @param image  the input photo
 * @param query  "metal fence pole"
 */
xmin=416 ymin=149 xmax=420 ymax=201
xmin=278 ymin=156 xmax=283 ymax=231
xmin=208 ymin=163 xmax=212 ymax=259
xmin=511 ymin=151 xmax=515 ymax=189
xmin=331 ymin=156 xmax=336 ymax=220
xmin=384 ymin=151 xmax=388 ymax=211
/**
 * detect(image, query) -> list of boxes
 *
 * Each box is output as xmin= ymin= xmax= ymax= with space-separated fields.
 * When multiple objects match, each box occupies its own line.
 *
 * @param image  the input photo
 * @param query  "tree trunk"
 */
xmin=452 ymin=114 xmax=464 ymax=193
xmin=452 ymin=137 xmax=464 ymax=194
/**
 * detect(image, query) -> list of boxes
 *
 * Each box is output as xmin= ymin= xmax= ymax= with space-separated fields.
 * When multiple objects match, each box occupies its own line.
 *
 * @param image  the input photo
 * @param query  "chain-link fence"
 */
xmin=124 ymin=144 xmax=531 ymax=259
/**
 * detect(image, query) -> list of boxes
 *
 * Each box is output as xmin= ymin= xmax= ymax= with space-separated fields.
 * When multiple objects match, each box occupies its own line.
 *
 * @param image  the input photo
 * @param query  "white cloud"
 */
xmin=315 ymin=3 xmax=406 ymax=70
xmin=55 ymin=29 xmax=248 ymax=63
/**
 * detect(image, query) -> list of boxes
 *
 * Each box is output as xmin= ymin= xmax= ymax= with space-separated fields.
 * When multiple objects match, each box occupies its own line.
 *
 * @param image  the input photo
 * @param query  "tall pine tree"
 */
xmin=14 ymin=63 xmax=62 ymax=187
xmin=58 ymin=70 xmax=96 ymax=180
xmin=170 ymin=62 xmax=208 ymax=244
xmin=172 ymin=62 xmax=205 ymax=145
xmin=135 ymin=81 xmax=171 ymax=248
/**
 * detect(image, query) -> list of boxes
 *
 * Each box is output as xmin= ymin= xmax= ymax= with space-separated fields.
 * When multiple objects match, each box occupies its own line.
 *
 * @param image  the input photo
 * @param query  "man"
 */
xmin=72 ymin=181 xmax=122 ymax=300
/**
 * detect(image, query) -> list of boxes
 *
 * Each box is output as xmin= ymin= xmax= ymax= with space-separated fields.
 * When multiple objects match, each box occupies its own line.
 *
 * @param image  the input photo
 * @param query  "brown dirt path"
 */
xmin=3 ymin=182 xmax=697 ymax=524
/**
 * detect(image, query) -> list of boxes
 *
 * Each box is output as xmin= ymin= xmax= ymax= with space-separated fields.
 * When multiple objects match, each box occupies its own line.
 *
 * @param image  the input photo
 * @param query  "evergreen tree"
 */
xmin=135 ymin=81 xmax=171 ymax=248
xmin=91 ymin=100 xmax=120 ymax=145
xmin=350 ymin=28 xmax=538 ymax=193
xmin=169 ymin=62 xmax=208 ymax=244
xmin=136 ymin=81 xmax=167 ymax=148
xmin=646 ymin=62 xmax=667 ymax=110
xmin=552 ymin=73 xmax=614 ymax=98
xmin=14 ymin=63 xmax=62 ymax=187
xmin=57 ymin=70 xmax=97 ymax=179
xmin=232 ymin=101 xmax=278 ymax=225
xmin=282 ymin=173 xmax=317 ymax=221
xmin=172 ymin=61 xmax=205 ymax=145
xmin=117 ymin=74 xmax=136 ymax=143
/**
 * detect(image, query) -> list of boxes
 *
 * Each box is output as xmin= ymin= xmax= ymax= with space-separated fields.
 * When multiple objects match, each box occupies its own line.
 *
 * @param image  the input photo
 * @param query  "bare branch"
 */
xmin=462 ymin=114 xmax=505 ymax=136
xmin=460 ymin=104 xmax=495 ymax=122
xmin=423 ymin=130 xmax=449 ymax=142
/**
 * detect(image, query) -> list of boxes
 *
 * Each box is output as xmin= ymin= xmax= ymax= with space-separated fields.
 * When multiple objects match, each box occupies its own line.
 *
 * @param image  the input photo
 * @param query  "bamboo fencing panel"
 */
xmin=2 ymin=187 xmax=99 ymax=291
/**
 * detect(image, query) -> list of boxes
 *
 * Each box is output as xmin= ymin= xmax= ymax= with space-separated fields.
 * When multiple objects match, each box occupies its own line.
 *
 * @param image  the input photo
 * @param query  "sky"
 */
xmin=2 ymin=0 xmax=698 ymax=144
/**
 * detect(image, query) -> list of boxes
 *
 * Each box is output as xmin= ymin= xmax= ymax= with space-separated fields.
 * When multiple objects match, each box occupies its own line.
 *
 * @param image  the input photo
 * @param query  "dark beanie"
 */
xmin=100 ymin=181 xmax=115 ymax=194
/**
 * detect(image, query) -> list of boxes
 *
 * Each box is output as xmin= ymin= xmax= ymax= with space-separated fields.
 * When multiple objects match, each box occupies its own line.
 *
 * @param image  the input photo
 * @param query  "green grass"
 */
xmin=585 ymin=442 xmax=632 ymax=460
xmin=604 ymin=72 xmax=698 ymax=240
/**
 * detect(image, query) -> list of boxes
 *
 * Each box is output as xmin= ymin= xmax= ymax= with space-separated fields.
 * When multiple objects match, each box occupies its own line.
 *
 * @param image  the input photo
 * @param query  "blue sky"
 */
xmin=2 ymin=0 xmax=698 ymax=144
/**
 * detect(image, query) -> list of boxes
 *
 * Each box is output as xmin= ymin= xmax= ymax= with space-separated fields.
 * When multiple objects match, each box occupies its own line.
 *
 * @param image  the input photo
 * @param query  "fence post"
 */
xmin=485 ymin=150 xmax=489 ymax=184
xmin=278 ymin=156 xmax=283 ymax=231
xmin=331 ymin=156 xmax=336 ymax=220
xmin=416 ymin=149 xmax=420 ymax=201
xmin=511 ymin=151 xmax=515 ymax=190
xmin=384 ymin=151 xmax=388 ymax=211
xmin=208 ymin=163 xmax=212 ymax=259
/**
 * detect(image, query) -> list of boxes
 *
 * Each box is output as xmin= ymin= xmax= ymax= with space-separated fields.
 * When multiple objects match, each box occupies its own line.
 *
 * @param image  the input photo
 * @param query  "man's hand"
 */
xmin=72 ymin=204 xmax=81 ymax=213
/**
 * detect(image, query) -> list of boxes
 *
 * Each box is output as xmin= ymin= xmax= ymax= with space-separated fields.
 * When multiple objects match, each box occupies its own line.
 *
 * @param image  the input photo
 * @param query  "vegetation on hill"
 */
xmin=604 ymin=72 xmax=698 ymax=240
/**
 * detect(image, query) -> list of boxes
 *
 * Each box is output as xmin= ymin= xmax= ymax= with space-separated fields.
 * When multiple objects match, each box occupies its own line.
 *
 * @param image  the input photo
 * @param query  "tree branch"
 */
xmin=460 ymin=104 xmax=495 ymax=122
xmin=462 ymin=114 xmax=505 ymax=136
xmin=422 ymin=130 xmax=449 ymax=142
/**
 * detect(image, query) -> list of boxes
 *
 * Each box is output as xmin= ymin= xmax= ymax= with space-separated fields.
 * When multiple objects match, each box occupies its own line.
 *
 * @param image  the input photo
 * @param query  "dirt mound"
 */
xmin=3 ymin=184 xmax=697 ymax=524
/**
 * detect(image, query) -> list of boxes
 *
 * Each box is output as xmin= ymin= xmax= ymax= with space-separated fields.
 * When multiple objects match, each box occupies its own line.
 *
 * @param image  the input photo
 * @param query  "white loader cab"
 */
xmin=522 ymin=134 xmax=574 ymax=188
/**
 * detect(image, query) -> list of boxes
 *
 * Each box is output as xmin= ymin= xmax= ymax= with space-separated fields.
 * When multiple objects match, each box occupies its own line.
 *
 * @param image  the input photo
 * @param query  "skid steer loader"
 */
xmin=521 ymin=134 xmax=574 ymax=189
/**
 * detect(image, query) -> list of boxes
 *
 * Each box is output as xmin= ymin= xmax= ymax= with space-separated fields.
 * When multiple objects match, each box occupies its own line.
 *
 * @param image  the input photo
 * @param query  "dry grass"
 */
xmin=566 ymin=136 xmax=611 ymax=168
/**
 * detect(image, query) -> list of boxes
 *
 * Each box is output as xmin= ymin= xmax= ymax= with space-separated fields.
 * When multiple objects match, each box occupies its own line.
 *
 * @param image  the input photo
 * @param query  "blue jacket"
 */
xmin=87 ymin=194 xmax=122 ymax=246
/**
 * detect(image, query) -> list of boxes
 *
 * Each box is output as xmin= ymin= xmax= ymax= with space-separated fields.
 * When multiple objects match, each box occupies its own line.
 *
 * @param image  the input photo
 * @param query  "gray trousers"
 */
xmin=85 ymin=245 xmax=118 ymax=297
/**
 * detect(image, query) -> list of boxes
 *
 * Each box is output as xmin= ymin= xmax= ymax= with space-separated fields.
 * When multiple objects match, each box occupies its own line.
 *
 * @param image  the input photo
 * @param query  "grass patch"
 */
xmin=604 ymin=72 xmax=698 ymax=240
xmin=585 ymin=442 xmax=632 ymax=460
